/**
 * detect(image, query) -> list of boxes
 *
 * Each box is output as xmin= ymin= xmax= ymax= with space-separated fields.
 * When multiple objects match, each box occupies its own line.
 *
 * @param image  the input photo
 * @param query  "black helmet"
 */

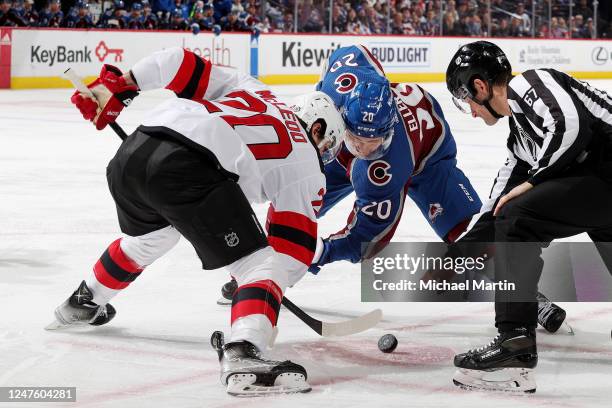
xmin=446 ymin=41 xmax=511 ymax=103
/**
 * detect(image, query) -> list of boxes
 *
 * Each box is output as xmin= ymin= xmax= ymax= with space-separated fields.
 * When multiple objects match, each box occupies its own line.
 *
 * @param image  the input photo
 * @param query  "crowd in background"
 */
xmin=1 ymin=0 xmax=611 ymax=38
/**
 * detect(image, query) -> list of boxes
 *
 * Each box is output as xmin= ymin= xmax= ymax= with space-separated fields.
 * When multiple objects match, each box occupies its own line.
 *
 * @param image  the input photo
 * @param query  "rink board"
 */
xmin=2 ymin=28 xmax=612 ymax=89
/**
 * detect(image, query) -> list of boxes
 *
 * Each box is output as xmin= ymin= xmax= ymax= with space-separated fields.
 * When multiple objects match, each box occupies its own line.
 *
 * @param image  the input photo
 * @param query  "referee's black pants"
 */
xmin=493 ymin=167 xmax=612 ymax=331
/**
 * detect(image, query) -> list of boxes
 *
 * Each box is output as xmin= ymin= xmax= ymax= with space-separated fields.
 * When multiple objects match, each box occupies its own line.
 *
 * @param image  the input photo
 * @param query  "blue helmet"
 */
xmin=113 ymin=0 xmax=124 ymax=9
xmin=131 ymin=2 xmax=142 ymax=11
xmin=341 ymin=80 xmax=397 ymax=160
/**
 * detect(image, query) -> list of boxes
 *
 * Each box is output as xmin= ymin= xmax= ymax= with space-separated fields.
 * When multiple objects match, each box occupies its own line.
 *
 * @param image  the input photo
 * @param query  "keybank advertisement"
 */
xmin=258 ymin=35 xmax=612 ymax=82
xmin=11 ymin=29 xmax=250 ymax=82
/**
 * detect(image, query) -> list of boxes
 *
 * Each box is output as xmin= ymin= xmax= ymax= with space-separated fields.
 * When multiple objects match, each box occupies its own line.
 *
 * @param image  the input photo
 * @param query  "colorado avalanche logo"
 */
xmin=428 ymin=203 xmax=444 ymax=222
xmin=225 ymin=232 xmax=240 ymax=247
xmin=334 ymin=73 xmax=358 ymax=94
xmin=367 ymin=160 xmax=392 ymax=186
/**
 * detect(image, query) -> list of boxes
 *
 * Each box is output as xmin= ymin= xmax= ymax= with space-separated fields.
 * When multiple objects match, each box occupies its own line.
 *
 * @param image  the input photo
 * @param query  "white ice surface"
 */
xmin=0 ymin=82 xmax=611 ymax=408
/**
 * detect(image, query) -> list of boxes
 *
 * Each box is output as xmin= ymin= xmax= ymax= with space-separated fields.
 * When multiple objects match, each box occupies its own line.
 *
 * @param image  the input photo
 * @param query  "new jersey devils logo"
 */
xmin=367 ymin=160 xmax=392 ymax=186
xmin=428 ymin=203 xmax=443 ymax=222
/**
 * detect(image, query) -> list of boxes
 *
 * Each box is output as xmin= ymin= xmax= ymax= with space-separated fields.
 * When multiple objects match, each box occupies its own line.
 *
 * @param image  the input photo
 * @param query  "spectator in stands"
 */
xmin=423 ymin=9 xmax=439 ymax=36
xmin=168 ymin=7 xmax=188 ymax=29
xmin=213 ymin=0 xmax=232 ymax=21
xmin=65 ymin=0 xmax=94 ymax=28
xmin=584 ymin=17 xmax=595 ymax=39
xmin=467 ymin=13 xmax=482 ymax=36
xmin=573 ymin=0 xmax=592 ymax=21
xmin=125 ymin=2 xmax=145 ymax=29
xmin=88 ymin=0 xmax=102 ymax=24
xmin=493 ymin=16 xmax=509 ymax=37
xmin=331 ymin=3 xmax=347 ymax=33
xmin=190 ymin=3 xmax=213 ymax=30
xmin=142 ymin=0 xmax=158 ymax=28
xmin=301 ymin=2 xmax=324 ymax=33
xmin=508 ymin=16 xmax=523 ymax=37
xmin=220 ymin=9 xmax=246 ymax=31
xmin=390 ymin=10 xmax=404 ymax=34
xmin=97 ymin=0 xmax=126 ymax=28
xmin=173 ymin=0 xmax=190 ymax=19
xmin=442 ymin=11 xmax=460 ymax=35
xmin=39 ymin=0 xmax=63 ymax=27
xmin=515 ymin=2 xmax=530 ymax=34
xmin=151 ymin=0 xmax=173 ymax=15
xmin=280 ymin=10 xmax=294 ymax=32
xmin=0 ymin=0 xmax=26 ymax=26
xmin=22 ymin=0 xmax=39 ymax=26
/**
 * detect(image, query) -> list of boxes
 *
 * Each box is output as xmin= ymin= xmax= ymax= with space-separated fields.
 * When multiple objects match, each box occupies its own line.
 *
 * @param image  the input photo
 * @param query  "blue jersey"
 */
xmin=315 ymin=45 xmax=481 ymax=265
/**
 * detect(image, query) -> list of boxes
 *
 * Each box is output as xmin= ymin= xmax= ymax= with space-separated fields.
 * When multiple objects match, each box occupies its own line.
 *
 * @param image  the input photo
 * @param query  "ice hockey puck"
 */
xmin=378 ymin=334 xmax=398 ymax=353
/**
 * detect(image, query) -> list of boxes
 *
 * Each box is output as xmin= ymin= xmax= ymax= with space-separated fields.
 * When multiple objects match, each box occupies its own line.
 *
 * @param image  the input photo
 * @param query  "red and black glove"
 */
xmin=70 ymin=65 xmax=139 ymax=130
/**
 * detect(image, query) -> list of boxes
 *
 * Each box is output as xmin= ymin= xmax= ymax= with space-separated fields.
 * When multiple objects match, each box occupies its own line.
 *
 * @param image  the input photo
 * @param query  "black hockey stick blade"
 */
xmin=281 ymin=297 xmax=382 ymax=337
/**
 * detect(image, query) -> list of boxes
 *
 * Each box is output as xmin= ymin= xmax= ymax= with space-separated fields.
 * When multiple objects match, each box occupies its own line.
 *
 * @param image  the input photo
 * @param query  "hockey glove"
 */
xmin=308 ymin=238 xmax=332 ymax=275
xmin=70 ymin=65 xmax=139 ymax=131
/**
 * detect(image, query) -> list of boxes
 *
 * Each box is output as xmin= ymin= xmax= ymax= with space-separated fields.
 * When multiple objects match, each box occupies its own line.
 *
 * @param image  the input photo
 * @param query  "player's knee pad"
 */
xmin=190 ymin=180 xmax=268 ymax=269
xmin=226 ymin=246 xmax=290 ymax=291
xmin=120 ymin=226 xmax=181 ymax=267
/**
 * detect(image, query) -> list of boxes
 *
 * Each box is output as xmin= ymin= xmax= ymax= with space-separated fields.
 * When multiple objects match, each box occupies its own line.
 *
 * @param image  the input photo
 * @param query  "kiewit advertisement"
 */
xmin=258 ymin=34 xmax=612 ymax=84
xmin=10 ymin=29 xmax=251 ymax=88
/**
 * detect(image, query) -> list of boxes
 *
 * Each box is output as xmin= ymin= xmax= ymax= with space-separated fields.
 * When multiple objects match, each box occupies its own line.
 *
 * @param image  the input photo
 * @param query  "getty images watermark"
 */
xmin=361 ymin=242 xmax=612 ymax=302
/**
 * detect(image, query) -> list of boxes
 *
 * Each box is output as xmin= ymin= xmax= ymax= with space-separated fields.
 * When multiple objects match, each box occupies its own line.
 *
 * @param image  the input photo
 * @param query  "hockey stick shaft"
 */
xmin=64 ymin=68 xmax=128 ymax=141
xmin=281 ymin=297 xmax=323 ymax=335
xmin=282 ymin=296 xmax=382 ymax=337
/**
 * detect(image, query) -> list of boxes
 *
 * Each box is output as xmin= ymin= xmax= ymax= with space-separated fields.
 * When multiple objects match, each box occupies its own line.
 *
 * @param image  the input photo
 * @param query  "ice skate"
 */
xmin=45 ymin=281 xmax=116 ymax=330
xmin=537 ymin=293 xmax=571 ymax=334
xmin=453 ymin=327 xmax=538 ymax=393
xmin=211 ymin=331 xmax=311 ymax=396
xmin=216 ymin=278 xmax=237 ymax=306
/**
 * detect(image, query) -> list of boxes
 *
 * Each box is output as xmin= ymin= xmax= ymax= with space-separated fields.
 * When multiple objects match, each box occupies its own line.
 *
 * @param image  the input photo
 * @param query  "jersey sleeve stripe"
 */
xmin=176 ymin=53 xmax=206 ymax=100
xmin=268 ymin=236 xmax=315 ymax=266
xmin=268 ymin=209 xmax=317 ymax=239
xmin=165 ymin=48 xmax=195 ymax=96
xmin=193 ymin=58 xmax=212 ymax=101
xmin=165 ymin=49 xmax=212 ymax=101
xmin=268 ymin=223 xmax=317 ymax=251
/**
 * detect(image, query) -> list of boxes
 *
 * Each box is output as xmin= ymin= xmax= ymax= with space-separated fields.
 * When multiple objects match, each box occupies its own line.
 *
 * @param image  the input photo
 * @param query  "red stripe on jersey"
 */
xmin=335 ymin=148 xmax=355 ymax=178
xmin=268 ymin=236 xmax=315 ymax=266
xmin=360 ymin=45 xmax=385 ymax=74
xmin=108 ymin=239 xmax=142 ymax=272
xmin=193 ymin=58 xmax=212 ymax=101
xmin=365 ymin=183 xmax=410 ymax=258
xmin=165 ymin=49 xmax=196 ymax=95
xmin=238 ymin=280 xmax=283 ymax=304
xmin=329 ymin=206 xmax=358 ymax=240
xmin=231 ymin=299 xmax=279 ymax=326
xmin=268 ymin=209 xmax=317 ymax=240
xmin=93 ymin=259 xmax=130 ymax=290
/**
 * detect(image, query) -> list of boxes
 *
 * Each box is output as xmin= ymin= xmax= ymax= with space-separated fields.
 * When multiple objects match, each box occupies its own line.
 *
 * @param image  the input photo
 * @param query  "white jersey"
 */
xmin=131 ymin=47 xmax=325 ymax=268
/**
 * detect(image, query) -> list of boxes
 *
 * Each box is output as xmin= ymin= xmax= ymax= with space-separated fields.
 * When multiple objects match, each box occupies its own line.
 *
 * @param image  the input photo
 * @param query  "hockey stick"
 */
xmin=68 ymin=68 xmax=381 ymax=337
xmin=64 ymin=68 xmax=129 ymax=141
xmin=281 ymin=297 xmax=382 ymax=337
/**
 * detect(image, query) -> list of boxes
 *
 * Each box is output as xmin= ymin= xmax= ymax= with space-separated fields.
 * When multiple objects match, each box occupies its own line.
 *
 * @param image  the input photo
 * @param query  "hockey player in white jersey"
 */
xmin=49 ymin=47 xmax=346 ymax=396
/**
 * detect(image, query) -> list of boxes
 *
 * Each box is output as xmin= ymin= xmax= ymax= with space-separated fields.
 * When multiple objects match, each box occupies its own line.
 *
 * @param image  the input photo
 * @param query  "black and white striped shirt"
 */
xmin=480 ymin=69 xmax=612 ymax=212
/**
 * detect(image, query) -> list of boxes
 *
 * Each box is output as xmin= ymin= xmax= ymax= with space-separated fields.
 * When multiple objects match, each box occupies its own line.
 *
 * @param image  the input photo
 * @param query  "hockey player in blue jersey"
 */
xmin=308 ymin=45 xmax=482 ymax=272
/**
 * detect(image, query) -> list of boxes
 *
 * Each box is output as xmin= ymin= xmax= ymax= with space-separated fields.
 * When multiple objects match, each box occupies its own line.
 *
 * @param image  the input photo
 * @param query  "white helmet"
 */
xmin=292 ymin=91 xmax=345 ymax=164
